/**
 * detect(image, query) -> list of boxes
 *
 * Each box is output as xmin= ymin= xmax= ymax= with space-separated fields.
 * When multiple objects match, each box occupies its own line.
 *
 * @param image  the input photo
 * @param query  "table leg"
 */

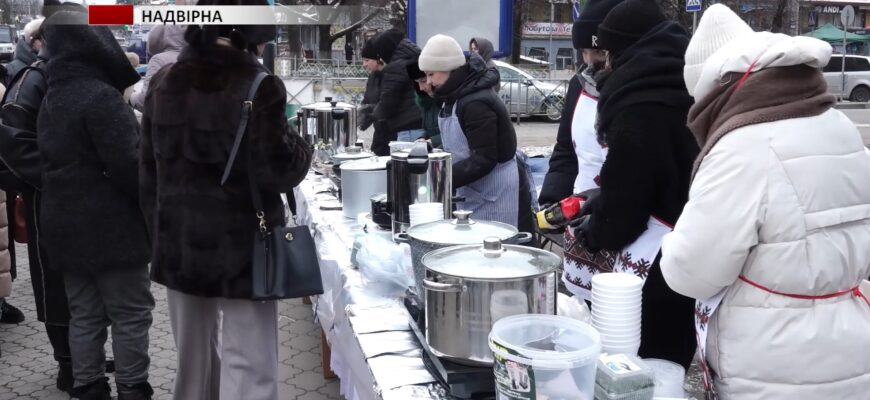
xmin=321 ymin=329 xmax=337 ymax=379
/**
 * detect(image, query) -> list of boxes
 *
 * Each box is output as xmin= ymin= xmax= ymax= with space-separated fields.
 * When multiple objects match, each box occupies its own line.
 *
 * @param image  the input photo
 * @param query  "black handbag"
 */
xmin=221 ymin=71 xmax=323 ymax=301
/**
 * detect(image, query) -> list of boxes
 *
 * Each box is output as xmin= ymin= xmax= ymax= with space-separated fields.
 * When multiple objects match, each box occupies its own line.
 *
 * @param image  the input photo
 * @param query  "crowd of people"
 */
xmin=0 ymin=0 xmax=866 ymax=399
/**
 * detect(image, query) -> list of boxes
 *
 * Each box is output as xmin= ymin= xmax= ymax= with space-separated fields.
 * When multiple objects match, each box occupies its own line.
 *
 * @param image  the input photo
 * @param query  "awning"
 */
xmin=804 ymin=23 xmax=870 ymax=42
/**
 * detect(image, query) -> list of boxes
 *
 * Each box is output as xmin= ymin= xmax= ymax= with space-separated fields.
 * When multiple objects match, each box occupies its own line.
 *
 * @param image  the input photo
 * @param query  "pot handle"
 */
xmin=422 ymin=279 xmax=466 ymax=293
xmin=394 ymin=232 xmax=410 ymax=244
xmin=514 ymin=232 xmax=534 ymax=244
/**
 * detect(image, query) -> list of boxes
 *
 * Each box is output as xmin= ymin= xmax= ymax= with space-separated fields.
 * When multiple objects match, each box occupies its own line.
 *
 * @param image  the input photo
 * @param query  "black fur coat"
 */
xmin=140 ymin=44 xmax=311 ymax=298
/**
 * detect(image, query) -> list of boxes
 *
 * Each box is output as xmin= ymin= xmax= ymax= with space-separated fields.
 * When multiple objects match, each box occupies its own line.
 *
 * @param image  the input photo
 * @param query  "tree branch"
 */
xmin=328 ymin=8 xmax=384 ymax=44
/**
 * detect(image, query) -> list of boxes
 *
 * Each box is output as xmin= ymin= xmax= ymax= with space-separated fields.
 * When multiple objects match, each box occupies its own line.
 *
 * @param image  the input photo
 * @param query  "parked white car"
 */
xmin=494 ymin=60 xmax=566 ymax=122
xmin=823 ymin=55 xmax=870 ymax=102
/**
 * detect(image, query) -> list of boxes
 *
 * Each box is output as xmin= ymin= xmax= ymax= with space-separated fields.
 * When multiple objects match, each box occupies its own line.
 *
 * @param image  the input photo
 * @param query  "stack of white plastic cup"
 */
xmin=591 ymin=273 xmax=643 ymax=355
xmin=409 ymin=202 xmax=444 ymax=227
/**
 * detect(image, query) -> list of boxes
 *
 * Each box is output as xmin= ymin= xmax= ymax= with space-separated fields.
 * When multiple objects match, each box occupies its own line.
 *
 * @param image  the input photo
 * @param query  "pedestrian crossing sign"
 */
xmin=686 ymin=0 xmax=702 ymax=12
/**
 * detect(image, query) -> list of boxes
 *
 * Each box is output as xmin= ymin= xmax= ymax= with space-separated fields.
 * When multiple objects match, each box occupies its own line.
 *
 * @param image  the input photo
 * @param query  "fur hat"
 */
xmin=418 ymin=34 xmax=465 ymax=72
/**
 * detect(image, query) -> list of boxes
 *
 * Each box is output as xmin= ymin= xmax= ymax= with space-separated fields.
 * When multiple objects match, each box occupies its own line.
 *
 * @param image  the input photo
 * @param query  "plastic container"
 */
xmin=595 ymin=353 xmax=655 ymax=400
xmin=489 ymin=315 xmax=601 ymax=400
xmin=644 ymin=359 xmax=686 ymax=398
xmin=603 ymin=343 xmax=641 ymax=356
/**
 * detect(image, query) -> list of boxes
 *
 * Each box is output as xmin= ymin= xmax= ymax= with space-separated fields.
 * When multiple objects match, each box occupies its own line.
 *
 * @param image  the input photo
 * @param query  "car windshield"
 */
xmin=0 ymin=29 xmax=11 ymax=43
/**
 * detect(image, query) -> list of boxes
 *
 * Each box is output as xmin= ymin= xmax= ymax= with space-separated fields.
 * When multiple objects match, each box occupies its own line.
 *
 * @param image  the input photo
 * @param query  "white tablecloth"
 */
xmin=294 ymin=173 xmax=451 ymax=400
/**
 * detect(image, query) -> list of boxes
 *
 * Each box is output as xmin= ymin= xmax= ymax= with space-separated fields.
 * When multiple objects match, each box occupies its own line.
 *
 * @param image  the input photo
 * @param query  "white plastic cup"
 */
xmin=592 ymin=273 xmax=644 ymax=290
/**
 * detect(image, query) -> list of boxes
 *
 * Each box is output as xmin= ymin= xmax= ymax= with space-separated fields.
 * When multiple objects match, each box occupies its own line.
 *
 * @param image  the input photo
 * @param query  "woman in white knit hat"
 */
xmin=661 ymin=4 xmax=870 ymax=399
xmin=418 ymin=34 xmax=531 ymax=231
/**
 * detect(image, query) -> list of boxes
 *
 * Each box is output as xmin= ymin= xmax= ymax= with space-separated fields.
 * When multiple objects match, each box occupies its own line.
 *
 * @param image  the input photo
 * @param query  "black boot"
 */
xmin=117 ymin=382 xmax=154 ymax=400
xmin=0 ymin=300 xmax=25 ymax=324
xmin=56 ymin=362 xmax=73 ymax=393
xmin=71 ymin=378 xmax=111 ymax=400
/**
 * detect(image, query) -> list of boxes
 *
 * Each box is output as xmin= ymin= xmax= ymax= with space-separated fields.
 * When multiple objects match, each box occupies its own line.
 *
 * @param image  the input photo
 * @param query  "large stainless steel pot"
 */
xmin=340 ymin=156 xmax=388 ymax=219
xmin=299 ymin=97 xmax=357 ymax=148
xmin=322 ymin=146 xmax=375 ymax=195
xmin=421 ymin=237 xmax=560 ymax=365
xmin=388 ymin=141 xmax=452 ymax=234
xmin=395 ymin=210 xmax=533 ymax=304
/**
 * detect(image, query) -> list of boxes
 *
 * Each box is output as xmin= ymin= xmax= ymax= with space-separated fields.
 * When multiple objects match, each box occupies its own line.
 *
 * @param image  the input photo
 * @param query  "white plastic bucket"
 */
xmin=489 ymin=314 xmax=601 ymax=400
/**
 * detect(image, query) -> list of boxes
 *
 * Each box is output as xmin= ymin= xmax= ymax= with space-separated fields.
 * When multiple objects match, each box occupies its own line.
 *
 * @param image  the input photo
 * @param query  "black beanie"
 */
xmin=373 ymin=29 xmax=404 ymax=63
xmin=361 ymin=35 xmax=379 ymax=59
xmin=572 ymin=0 xmax=625 ymax=49
xmin=406 ymin=58 xmax=425 ymax=81
xmin=597 ymin=0 xmax=666 ymax=55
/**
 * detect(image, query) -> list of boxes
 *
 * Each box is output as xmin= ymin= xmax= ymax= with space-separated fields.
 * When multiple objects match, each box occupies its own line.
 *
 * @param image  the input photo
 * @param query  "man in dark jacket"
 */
xmin=572 ymin=0 xmax=699 ymax=370
xmin=359 ymin=35 xmax=382 ymax=133
xmin=38 ymin=9 xmax=154 ymax=400
xmin=372 ymin=29 xmax=423 ymax=155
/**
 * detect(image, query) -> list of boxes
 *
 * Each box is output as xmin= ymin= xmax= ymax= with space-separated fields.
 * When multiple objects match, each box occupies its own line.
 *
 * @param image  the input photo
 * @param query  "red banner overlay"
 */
xmin=88 ymin=5 xmax=134 ymax=25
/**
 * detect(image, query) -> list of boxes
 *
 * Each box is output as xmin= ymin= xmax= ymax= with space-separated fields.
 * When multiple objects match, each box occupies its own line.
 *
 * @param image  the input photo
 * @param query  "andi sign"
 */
xmin=522 ymin=22 xmax=573 ymax=37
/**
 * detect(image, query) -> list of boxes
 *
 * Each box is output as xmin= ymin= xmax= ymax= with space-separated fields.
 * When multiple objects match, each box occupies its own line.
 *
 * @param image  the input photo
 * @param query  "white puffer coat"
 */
xmin=661 ymin=32 xmax=870 ymax=399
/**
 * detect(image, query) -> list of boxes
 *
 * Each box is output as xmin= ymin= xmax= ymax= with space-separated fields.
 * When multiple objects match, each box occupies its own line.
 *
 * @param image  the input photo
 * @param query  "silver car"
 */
xmin=494 ymin=60 xmax=566 ymax=122
xmin=823 ymin=55 xmax=870 ymax=102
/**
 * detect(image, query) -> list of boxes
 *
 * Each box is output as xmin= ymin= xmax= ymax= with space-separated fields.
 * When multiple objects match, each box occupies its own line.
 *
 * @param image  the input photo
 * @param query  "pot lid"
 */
xmin=406 ymin=210 xmax=517 ymax=245
xmin=340 ymin=156 xmax=388 ymax=171
xmin=332 ymin=146 xmax=375 ymax=162
xmin=303 ymin=97 xmax=356 ymax=111
xmin=422 ymin=237 xmax=561 ymax=280
xmin=391 ymin=149 xmax=451 ymax=161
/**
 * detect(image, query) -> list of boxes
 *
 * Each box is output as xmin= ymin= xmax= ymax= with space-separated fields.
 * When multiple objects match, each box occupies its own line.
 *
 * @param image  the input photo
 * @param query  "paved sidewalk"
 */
xmin=0 ymin=244 xmax=341 ymax=400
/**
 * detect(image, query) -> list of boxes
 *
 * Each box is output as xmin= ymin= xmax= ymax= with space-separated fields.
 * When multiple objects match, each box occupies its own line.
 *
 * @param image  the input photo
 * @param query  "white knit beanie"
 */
xmin=683 ymin=4 xmax=752 ymax=97
xmin=418 ymin=34 xmax=466 ymax=72
xmin=23 ymin=18 xmax=44 ymax=43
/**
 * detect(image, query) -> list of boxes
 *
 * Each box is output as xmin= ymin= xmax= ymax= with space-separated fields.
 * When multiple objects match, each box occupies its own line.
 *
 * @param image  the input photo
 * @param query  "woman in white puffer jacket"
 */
xmin=660 ymin=7 xmax=870 ymax=400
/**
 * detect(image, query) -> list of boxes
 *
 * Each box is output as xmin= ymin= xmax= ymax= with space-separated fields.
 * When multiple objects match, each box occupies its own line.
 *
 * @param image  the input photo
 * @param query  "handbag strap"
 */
xmin=220 ymin=71 xmax=270 ymax=232
xmin=221 ymin=71 xmax=269 ymax=186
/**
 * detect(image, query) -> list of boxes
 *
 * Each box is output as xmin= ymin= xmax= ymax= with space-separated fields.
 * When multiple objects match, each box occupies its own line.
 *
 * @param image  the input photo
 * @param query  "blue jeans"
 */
xmin=396 ymin=129 xmax=425 ymax=142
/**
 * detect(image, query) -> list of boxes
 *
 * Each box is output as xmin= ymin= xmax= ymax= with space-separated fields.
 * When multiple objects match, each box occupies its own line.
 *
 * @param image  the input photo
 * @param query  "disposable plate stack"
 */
xmin=591 ymin=273 xmax=643 ymax=355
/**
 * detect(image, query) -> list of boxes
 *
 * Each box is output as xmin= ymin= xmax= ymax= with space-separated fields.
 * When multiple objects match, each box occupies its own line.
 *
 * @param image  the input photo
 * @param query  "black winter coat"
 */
xmin=141 ymin=44 xmax=312 ymax=299
xmin=578 ymin=21 xmax=698 ymax=369
xmin=372 ymin=39 xmax=422 ymax=156
xmin=538 ymin=73 xmax=582 ymax=206
xmin=582 ymin=22 xmax=698 ymax=250
xmin=4 ymin=40 xmax=38 ymax=88
xmin=0 ymin=47 xmax=67 ymax=324
xmin=358 ymin=70 xmax=381 ymax=131
xmin=37 ymin=22 xmax=149 ymax=275
xmin=434 ymin=54 xmax=516 ymax=189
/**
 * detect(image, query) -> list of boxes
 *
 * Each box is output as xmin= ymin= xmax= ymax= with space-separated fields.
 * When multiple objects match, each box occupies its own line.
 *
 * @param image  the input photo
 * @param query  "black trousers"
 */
xmin=638 ymin=257 xmax=698 ymax=370
xmin=46 ymin=323 xmax=72 ymax=365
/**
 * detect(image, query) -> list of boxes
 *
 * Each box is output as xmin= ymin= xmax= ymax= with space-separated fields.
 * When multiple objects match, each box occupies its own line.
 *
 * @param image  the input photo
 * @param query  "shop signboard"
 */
xmin=522 ymin=22 xmax=573 ymax=38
